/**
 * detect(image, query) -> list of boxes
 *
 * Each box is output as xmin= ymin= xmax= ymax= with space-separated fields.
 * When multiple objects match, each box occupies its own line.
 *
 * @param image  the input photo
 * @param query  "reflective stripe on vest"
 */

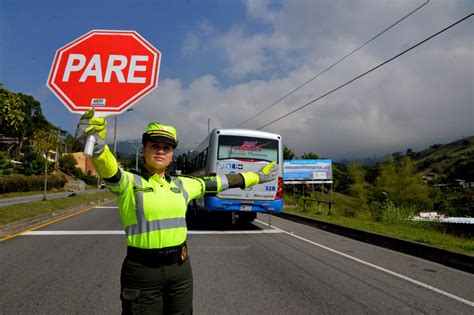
xmin=125 ymin=174 xmax=187 ymax=237
xmin=171 ymin=177 xmax=189 ymax=203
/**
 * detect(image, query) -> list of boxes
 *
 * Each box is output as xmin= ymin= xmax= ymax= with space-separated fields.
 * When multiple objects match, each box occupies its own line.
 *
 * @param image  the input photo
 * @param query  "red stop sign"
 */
xmin=47 ymin=30 xmax=161 ymax=114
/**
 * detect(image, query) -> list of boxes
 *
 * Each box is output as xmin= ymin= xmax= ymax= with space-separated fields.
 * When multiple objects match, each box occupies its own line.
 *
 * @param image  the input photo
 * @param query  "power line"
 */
xmin=256 ymin=13 xmax=473 ymax=130
xmin=235 ymin=0 xmax=431 ymax=128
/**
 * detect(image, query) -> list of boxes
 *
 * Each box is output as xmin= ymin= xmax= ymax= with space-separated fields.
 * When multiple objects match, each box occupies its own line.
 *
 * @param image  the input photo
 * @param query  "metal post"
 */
xmin=113 ymin=116 xmax=118 ymax=155
xmin=329 ymin=182 xmax=333 ymax=215
xmin=135 ymin=146 xmax=139 ymax=171
xmin=43 ymin=157 xmax=48 ymax=201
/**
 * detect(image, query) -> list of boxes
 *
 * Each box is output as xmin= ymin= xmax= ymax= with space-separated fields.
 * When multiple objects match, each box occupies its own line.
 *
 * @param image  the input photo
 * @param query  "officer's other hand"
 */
xmin=75 ymin=108 xmax=107 ymax=156
xmin=257 ymin=161 xmax=278 ymax=183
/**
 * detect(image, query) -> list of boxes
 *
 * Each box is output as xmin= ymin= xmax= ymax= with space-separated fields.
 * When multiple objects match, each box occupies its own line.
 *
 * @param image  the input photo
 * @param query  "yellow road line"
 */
xmin=0 ymin=199 xmax=115 ymax=242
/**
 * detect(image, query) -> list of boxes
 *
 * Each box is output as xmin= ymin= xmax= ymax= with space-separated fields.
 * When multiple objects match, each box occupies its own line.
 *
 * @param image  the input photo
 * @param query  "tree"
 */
xmin=300 ymin=152 xmax=321 ymax=159
xmin=64 ymin=134 xmax=83 ymax=153
xmin=18 ymin=93 xmax=51 ymax=154
xmin=447 ymin=151 xmax=474 ymax=181
xmin=283 ymin=145 xmax=296 ymax=160
xmin=18 ymin=146 xmax=45 ymax=175
xmin=332 ymin=163 xmax=349 ymax=193
xmin=396 ymin=157 xmax=432 ymax=209
xmin=0 ymin=84 xmax=26 ymax=158
xmin=347 ymin=162 xmax=370 ymax=206
xmin=0 ymin=85 xmax=53 ymax=157
xmin=59 ymin=154 xmax=78 ymax=175
xmin=30 ymin=128 xmax=59 ymax=200
xmin=373 ymin=156 xmax=431 ymax=210
xmin=373 ymin=155 xmax=398 ymax=203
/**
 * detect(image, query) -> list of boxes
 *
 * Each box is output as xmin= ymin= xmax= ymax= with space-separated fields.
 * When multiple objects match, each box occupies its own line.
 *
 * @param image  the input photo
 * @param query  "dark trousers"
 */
xmin=120 ymin=256 xmax=193 ymax=314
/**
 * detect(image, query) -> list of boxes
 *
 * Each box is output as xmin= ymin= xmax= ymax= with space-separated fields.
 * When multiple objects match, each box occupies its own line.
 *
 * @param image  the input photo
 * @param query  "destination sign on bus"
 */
xmin=231 ymin=141 xmax=262 ymax=153
xmin=218 ymin=136 xmax=278 ymax=162
xmin=283 ymin=159 xmax=333 ymax=184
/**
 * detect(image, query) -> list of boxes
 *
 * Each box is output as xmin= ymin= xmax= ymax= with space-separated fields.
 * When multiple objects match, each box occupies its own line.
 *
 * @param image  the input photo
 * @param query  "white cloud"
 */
xmin=117 ymin=0 xmax=473 ymax=160
xmin=181 ymin=33 xmax=199 ymax=55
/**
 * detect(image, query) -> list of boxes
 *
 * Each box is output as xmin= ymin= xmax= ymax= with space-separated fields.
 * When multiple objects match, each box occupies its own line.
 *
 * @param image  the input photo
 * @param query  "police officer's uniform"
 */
xmin=86 ymin=121 xmax=269 ymax=314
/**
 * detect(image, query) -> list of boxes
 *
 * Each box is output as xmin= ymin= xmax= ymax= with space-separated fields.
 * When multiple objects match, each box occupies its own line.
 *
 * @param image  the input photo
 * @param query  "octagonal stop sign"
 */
xmin=47 ymin=30 xmax=161 ymax=114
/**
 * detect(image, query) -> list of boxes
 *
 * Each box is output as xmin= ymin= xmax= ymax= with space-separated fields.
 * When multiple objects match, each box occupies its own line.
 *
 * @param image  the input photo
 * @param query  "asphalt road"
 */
xmin=1 ymin=202 xmax=473 ymax=314
xmin=0 ymin=189 xmax=105 ymax=207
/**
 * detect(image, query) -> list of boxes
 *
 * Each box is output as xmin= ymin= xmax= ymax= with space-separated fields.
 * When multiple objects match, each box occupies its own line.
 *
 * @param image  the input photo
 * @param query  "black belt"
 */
xmin=126 ymin=243 xmax=187 ymax=267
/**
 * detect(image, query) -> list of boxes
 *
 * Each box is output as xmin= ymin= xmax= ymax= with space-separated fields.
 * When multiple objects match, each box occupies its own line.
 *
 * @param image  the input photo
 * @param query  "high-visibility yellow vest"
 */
xmin=92 ymin=145 xmax=222 ymax=249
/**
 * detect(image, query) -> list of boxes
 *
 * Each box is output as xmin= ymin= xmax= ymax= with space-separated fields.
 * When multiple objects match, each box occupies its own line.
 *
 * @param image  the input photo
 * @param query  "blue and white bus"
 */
xmin=186 ymin=128 xmax=284 ymax=222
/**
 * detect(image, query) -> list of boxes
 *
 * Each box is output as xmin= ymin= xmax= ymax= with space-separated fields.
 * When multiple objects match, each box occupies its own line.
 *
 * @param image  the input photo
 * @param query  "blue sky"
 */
xmin=1 ymin=0 xmax=473 ymax=159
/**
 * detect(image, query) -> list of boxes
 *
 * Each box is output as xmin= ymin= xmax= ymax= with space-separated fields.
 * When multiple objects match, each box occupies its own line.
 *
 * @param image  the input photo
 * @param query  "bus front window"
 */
xmin=217 ymin=135 xmax=278 ymax=163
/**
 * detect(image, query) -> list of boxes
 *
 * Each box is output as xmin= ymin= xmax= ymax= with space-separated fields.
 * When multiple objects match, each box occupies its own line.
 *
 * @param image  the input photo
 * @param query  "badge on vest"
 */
xmin=133 ymin=186 xmax=154 ymax=193
xmin=170 ymin=187 xmax=181 ymax=194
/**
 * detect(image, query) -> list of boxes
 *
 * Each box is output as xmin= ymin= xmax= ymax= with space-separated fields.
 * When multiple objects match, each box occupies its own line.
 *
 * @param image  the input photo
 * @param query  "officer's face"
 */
xmin=142 ymin=140 xmax=174 ymax=175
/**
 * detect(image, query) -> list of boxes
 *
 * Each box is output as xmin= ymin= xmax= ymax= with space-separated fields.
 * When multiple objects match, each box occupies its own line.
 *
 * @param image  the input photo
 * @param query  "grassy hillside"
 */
xmin=411 ymin=136 xmax=474 ymax=180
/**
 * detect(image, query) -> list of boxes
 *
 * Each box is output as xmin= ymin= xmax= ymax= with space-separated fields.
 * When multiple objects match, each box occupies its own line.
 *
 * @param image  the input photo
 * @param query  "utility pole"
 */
xmin=55 ymin=127 xmax=60 ymax=163
xmin=136 ymin=147 xmax=139 ymax=171
xmin=130 ymin=141 xmax=140 ymax=171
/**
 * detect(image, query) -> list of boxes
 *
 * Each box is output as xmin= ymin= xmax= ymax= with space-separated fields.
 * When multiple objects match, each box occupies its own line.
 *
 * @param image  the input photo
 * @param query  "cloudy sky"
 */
xmin=1 ymin=0 xmax=473 ymax=159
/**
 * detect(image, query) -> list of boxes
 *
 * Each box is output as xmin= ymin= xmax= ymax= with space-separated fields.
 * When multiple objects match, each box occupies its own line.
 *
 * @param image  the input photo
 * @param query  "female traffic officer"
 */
xmin=75 ymin=109 xmax=278 ymax=315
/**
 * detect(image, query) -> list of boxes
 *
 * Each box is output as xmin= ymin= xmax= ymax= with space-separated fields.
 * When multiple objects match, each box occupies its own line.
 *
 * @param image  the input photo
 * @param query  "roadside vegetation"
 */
xmin=283 ymin=192 xmax=473 ymax=255
xmin=0 ymin=190 xmax=112 ymax=226
xmin=1 ymin=84 xmax=104 ymax=193
xmin=283 ymin=140 xmax=474 ymax=255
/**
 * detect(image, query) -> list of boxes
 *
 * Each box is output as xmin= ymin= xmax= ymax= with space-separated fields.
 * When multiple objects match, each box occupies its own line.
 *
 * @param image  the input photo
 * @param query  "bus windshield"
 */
xmin=218 ymin=135 xmax=279 ymax=162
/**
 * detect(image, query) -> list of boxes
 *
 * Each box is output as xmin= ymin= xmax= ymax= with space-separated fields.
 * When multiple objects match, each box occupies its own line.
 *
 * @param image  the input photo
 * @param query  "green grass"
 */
xmin=0 ymin=191 xmax=113 ymax=226
xmin=284 ymin=190 xmax=360 ymax=216
xmin=0 ymin=185 xmax=101 ymax=199
xmin=283 ymin=200 xmax=474 ymax=256
xmin=0 ymin=188 xmax=69 ymax=199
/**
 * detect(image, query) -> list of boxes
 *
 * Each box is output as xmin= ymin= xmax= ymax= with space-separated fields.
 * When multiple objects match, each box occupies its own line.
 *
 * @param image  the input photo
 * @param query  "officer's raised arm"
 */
xmin=75 ymin=109 xmax=121 ymax=183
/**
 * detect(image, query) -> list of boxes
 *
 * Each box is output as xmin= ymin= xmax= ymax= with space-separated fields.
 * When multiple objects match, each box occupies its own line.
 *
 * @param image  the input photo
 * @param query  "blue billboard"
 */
xmin=283 ymin=159 xmax=333 ymax=184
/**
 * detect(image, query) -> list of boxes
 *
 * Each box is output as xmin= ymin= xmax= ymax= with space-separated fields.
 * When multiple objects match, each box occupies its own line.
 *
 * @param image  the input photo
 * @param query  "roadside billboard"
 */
xmin=283 ymin=159 xmax=333 ymax=184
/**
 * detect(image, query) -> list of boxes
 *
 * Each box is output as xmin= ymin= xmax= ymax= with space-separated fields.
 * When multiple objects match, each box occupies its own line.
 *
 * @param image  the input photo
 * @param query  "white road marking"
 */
xmin=24 ymin=230 xmax=125 ymax=235
xmin=22 ymin=229 xmax=283 ymax=236
xmin=255 ymin=219 xmax=474 ymax=307
xmin=95 ymin=206 xmax=119 ymax=209
xmin=189 ymin=229 xmax=282 ymax=235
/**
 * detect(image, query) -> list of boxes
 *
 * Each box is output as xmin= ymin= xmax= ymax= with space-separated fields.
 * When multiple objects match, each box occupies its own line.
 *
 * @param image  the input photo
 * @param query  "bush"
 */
xmin=59 ymin=154 xmax=77 ymax=175
xmin=17 ymin=146 xmax=46 ymax=175
xmin=0 ymin=174 xmax=67 ymax=193
xmin=370 ymin=200 xmax=418 ymax=224
xmin=0 ymin=152 xmax=14 ymax=175
xmin=70 ymin=167 xmax=98 ymax=186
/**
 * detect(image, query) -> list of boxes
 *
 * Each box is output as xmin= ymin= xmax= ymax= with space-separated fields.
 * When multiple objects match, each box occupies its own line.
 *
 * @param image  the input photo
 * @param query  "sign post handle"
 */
xmin=84 ymin=134 xmax=96 ymax=157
